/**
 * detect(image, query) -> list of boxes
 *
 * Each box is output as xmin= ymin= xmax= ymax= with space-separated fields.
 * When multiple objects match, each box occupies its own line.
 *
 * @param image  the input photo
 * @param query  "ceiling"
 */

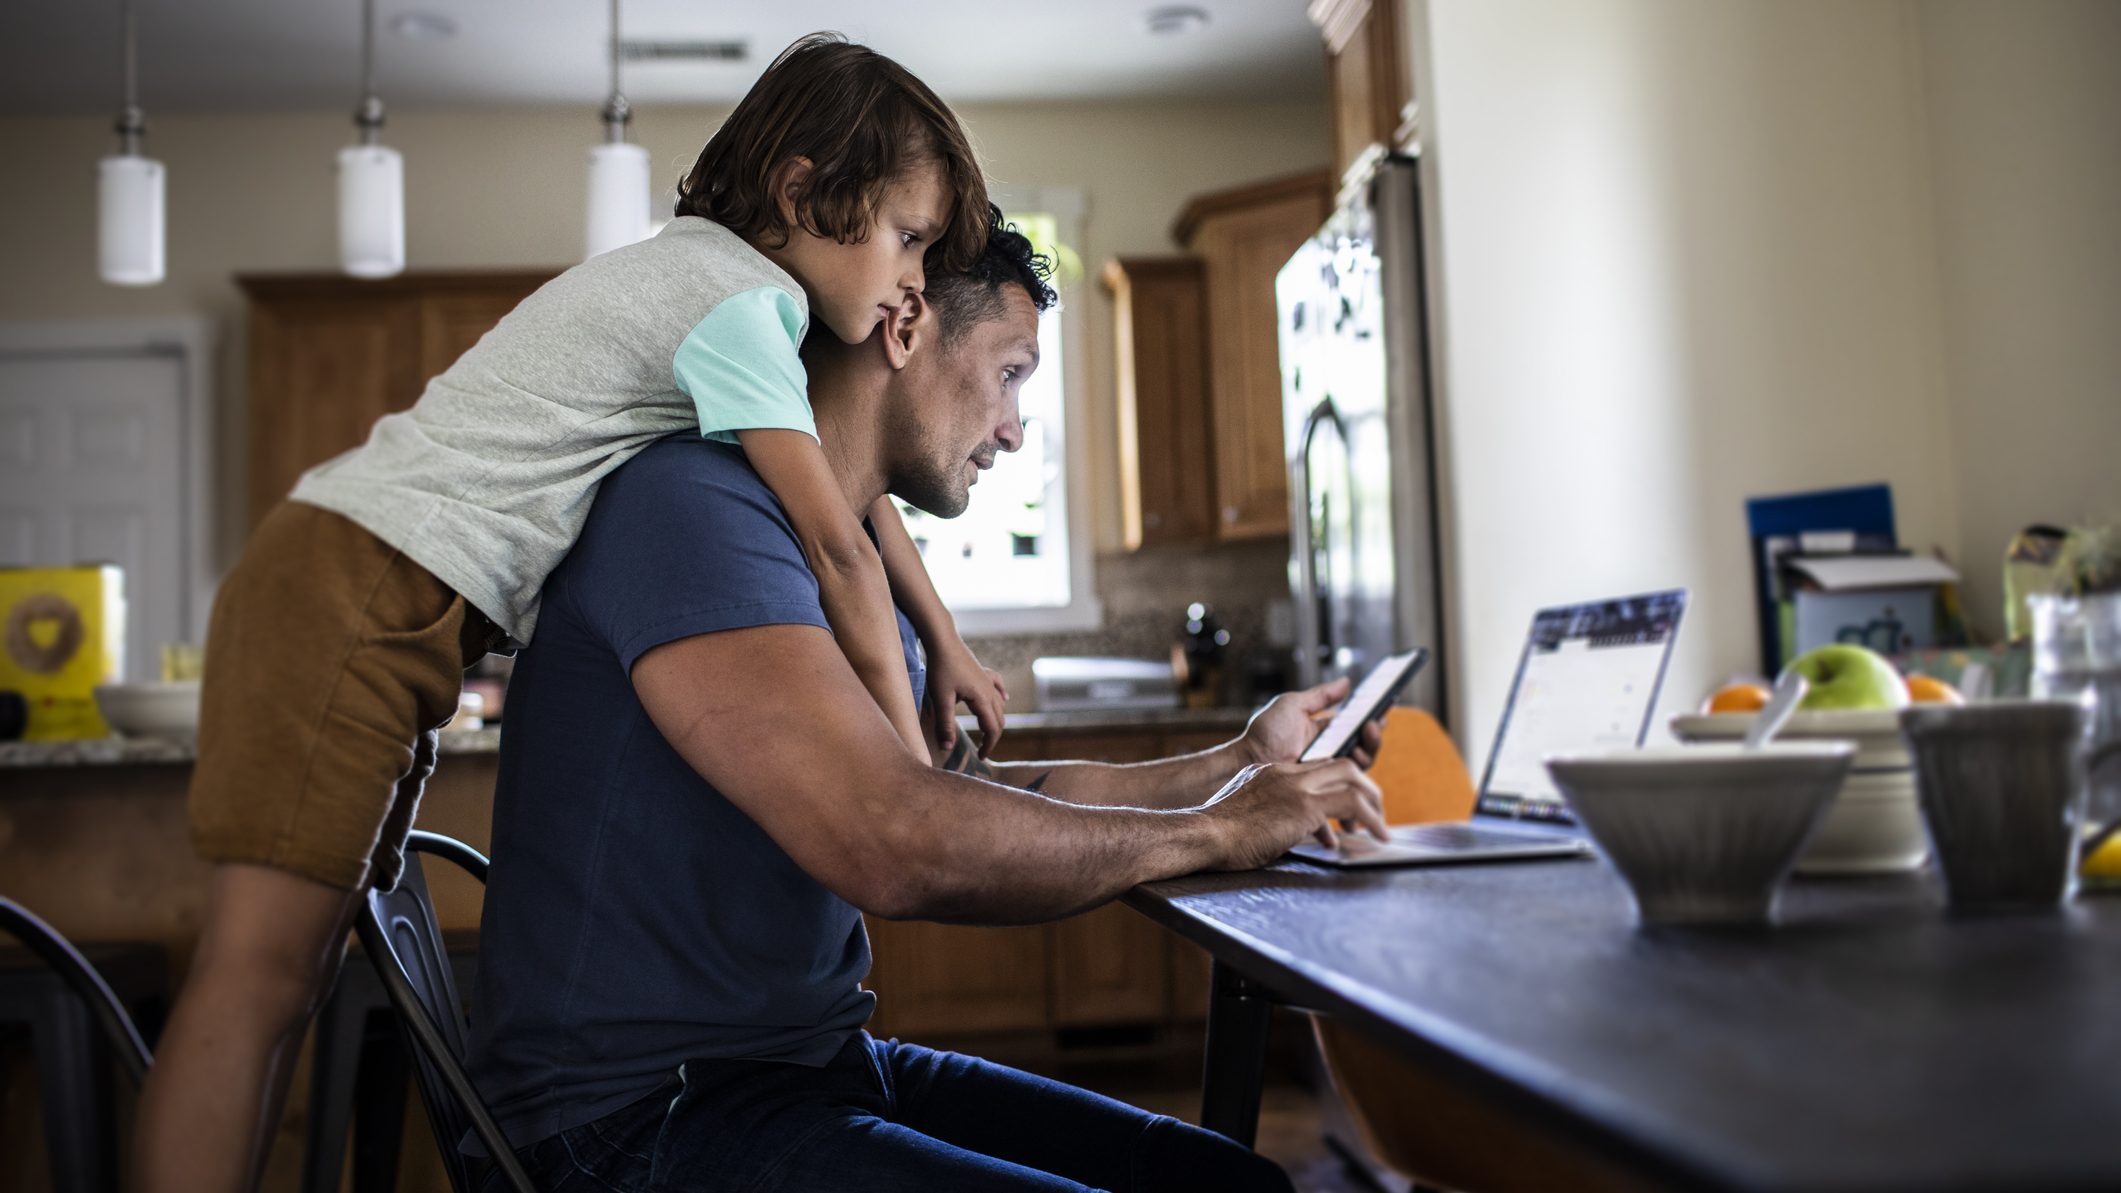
xmin=0 ymin=1 xmax=1326 ymax=117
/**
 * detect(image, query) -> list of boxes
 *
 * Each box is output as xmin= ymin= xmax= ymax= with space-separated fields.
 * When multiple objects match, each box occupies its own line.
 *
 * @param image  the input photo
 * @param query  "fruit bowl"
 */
xmin=1545 ymin=742 xmax=1856 ymax=926
xmin=1669 ymin=710 xmax=1927 ymax=874
xmin=93 ymin=681 xmax=202 ymax=738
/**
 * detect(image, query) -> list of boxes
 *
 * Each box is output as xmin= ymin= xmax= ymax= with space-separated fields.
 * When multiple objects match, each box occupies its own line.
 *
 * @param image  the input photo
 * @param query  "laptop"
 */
xmin=1290 ymin=588 xmax=1688 ymax=866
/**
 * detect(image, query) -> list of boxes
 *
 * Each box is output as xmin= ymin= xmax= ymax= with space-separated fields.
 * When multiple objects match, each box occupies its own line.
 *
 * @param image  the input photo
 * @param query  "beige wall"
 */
xmin=1417 ymin=0 xmax=1964 ymax=763
xmin=0 ymin=98 xmax=1328 ymax=573
xmin=1916 ymin=0 xmax=2121 ymax=636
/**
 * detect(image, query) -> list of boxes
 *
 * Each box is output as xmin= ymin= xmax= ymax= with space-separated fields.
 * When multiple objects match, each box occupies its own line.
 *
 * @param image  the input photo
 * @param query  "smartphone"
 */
xmin=1299 ymin=648 xmax=1429 ymax=762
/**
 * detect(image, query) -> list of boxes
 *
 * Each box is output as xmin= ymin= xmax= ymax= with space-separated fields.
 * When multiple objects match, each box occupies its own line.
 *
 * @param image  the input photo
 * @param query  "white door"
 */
xmin=0 ymin=348 xmax=193 ymax=684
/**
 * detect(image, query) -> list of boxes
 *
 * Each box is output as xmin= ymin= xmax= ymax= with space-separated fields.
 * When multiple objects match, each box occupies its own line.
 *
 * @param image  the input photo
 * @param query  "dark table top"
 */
xmin=1126 ymin=857 xmax=2121 ymax=1193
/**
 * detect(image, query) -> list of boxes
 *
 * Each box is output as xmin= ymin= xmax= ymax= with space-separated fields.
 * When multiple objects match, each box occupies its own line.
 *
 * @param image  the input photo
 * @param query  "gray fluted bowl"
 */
xmin=1546 ymin=742 xmax=1857 ymax=926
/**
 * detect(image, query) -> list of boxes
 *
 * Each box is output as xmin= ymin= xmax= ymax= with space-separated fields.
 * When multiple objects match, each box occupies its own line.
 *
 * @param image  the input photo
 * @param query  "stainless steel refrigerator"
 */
xmin=1277 ymin=154 xmax=1447 ymax=725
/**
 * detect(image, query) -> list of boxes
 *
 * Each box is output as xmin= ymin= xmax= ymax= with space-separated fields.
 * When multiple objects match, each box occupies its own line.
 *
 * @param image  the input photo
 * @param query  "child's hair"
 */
xmin=676 ymin=33 xmax=989 ymax=273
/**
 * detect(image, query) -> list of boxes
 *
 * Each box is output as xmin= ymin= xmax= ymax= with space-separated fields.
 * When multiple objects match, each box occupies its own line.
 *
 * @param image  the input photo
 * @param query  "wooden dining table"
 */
xmin=1124 ymin=856 xmax=2121 ymax=1193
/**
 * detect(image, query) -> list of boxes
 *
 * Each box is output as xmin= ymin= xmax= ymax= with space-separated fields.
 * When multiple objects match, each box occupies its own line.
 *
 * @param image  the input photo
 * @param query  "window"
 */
xmin=896 ymin=190 xmax=1099 ymax=634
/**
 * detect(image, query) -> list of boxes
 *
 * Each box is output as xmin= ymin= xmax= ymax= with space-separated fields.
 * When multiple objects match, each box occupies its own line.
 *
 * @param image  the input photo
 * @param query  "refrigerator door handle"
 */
xmin=1290 ymin=398 xmax=1341 ymax=684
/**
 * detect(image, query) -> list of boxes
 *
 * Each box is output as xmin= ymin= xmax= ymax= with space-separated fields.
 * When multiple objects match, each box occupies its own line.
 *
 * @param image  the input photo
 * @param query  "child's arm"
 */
xmin=740 ymin=429 xmax=927 ymax=761
xmin=869 ymin=496 xmax=1008 ymax=758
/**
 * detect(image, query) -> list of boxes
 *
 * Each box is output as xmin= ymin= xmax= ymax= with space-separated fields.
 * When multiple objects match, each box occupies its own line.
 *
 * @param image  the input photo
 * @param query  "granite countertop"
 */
xmin=0 ymin=707 xmax=1256 ymax=770
xmin=0 ymin=726 xmax=506 ymax=770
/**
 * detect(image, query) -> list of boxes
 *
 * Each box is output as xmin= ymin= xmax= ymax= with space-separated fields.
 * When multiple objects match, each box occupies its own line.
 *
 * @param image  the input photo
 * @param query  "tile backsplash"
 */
xmin=966 ymin=537 xmax=1294 ymax=710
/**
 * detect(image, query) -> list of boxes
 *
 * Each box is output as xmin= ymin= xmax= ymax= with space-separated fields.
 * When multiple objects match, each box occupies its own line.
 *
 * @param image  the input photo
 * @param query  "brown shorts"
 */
xmin=189 ymin=502 xmax=504 ymax=891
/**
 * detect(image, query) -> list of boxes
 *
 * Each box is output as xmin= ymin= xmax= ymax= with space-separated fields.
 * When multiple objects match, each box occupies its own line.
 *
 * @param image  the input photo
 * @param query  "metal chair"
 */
xmin=0 ymin=897 xmax=157 ymax=1193
xmin=355 ymin=830 xmax=535 ymax=1192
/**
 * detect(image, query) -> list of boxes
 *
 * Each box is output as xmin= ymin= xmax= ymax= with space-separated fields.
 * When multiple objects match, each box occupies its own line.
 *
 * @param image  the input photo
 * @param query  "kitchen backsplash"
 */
xmin=966 ymin=537 xmax=1293 ymax=709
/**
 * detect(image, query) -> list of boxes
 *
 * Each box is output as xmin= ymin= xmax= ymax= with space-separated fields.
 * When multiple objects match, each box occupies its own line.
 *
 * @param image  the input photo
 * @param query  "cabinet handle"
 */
xmin=1145 ymin=512 xmax=1163 ymax=529
xmin=1222 ymin=506 xmax=1239 ymax=524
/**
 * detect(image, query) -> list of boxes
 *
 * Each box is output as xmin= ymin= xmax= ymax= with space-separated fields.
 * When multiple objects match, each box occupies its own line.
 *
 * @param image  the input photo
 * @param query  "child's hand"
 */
xmin=928 ymin=648 xmax=1008 ymax=759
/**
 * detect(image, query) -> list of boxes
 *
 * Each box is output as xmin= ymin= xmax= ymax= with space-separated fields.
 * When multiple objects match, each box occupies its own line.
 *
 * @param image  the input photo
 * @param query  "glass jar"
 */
xmin=2030 ymin=592 xmax=2121 ymax=835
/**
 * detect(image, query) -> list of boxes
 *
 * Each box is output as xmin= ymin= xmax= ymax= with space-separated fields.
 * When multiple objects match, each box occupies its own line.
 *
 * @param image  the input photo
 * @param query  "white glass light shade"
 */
xmin=98 ymin=155 xmax=165 ymax=286
xmin=338 ymin=144 xmax=405 ymax=278
xmin=585 ymin=141 xmax=652 ymax=260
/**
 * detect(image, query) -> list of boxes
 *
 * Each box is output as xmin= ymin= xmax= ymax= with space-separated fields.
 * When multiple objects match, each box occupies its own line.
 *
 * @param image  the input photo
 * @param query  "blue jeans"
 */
xmin=502 ymin=1033 xmax=1293 ymax=1193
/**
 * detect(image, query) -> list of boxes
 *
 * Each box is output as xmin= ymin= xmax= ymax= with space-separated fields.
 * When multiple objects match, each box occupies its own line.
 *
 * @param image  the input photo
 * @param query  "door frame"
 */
xmin=0 ymin=317 xmax=219 ymax=652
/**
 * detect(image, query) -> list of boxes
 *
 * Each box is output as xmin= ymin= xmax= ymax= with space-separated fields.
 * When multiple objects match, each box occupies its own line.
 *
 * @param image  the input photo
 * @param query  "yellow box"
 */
xmin=0 ymin=565 xmax=127 ymax=740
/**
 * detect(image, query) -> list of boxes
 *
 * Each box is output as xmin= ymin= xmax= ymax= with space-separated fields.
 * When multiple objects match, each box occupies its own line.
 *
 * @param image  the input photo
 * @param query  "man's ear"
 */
xmin=881 ymin=292 xmax=930 ymax=372
xmin=771 ymin=156 xmax=815 ymax=226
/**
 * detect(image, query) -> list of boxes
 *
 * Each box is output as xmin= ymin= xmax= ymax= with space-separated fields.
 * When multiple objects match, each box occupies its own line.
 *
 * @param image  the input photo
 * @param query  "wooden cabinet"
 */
xmin=863 ymin=722 xmax=1242 ymax=1039
xmin=1102 ymin=257 xmax=1216 ymax=550
xmin=1174 ymin=174 xmax=1333 ymax=541
xmin=1104 ymin=174 xmax=1331 ymax=549
xmin=238 ymin=271 xmax=553 ymax=528
xmin=1310 ymin=0 xmax=1412 ymax=184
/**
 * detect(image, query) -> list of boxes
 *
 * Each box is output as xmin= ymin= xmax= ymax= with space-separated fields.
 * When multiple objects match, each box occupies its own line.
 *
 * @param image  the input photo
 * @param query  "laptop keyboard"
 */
xmin=1395 ymin=823 xmax=1559 ymax=850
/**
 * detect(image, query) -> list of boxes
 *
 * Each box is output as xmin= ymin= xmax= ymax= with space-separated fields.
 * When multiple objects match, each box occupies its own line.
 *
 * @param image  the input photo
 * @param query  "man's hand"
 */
xmin=1201 ymin=759 xmax=1389 ymax=870
xmin=1240 ymin=678 xmax=1388 ymax=769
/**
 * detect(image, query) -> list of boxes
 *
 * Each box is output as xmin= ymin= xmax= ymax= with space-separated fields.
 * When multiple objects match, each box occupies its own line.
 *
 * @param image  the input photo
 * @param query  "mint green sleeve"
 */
xmin=672 ymin=286 xmax=817 ymax=445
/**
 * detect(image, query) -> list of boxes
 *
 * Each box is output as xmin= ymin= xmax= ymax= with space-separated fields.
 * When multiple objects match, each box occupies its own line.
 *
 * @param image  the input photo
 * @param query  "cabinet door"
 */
xmin=1313 ymin=0 xmax=1410 ymax=181
xmin=241 ymin=272 xmax=555 ymax=529
xmin=246 ymin=295 xmax=421 ymax=524
xmin=1188 ymin=185 xmax=1330 ymax=541
xmin=1104 ymin=258 xmax=1216 ymax=549
xmin=1051 ymin=903 xmax=1170 ymax=1027
xmin=865 ymin=918 xmax=1050 ymax=1039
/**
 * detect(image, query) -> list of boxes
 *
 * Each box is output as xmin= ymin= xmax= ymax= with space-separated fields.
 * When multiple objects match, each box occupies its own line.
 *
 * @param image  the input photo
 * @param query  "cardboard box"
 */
xmin=0 ymin=565 xmax=127 ymax=740
xmin=1783 ymin=555 xmax=1959 ymax=659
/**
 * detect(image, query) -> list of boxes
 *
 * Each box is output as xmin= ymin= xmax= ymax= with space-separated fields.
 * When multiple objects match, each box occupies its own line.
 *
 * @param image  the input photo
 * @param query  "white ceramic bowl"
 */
xmin=93 ymin=681 xmax=202 ymax=738
xmin=1546 ymin=742 xmax=1856 ymax=926
xmin=1669 ymin=710 xmax=1927 ymax=875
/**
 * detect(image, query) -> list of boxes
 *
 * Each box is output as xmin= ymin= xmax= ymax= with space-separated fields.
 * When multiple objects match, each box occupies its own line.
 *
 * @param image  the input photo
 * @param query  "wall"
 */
xmin=1916 ymin=0 xmax=2121 ymax=636
xmin=1416 ymin=0 xmax=1963 ymax=765
xmin=0 ymin=98 xmax=1327 ymax=654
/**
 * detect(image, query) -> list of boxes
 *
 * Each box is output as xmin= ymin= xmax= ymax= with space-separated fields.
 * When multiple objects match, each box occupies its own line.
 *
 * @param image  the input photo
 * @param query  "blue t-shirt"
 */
xmin=465 ymin=435 xmax=923 ymax=1149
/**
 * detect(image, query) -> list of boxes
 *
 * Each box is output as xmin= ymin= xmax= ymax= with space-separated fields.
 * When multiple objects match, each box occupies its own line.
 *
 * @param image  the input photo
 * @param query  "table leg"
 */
xmin=1200 ymin=960 xmax=1273 ymax=1148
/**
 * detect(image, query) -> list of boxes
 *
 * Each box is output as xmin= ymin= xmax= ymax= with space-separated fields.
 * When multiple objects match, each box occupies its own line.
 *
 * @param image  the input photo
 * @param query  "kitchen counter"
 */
xmin=0 ymin=726 xmax=506 ymax=771
xmin=0 ymin=707 xmax=1257 ymax=771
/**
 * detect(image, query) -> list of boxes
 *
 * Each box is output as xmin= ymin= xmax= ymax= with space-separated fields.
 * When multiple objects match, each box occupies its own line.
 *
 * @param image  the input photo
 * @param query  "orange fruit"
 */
xmin=1905 ymin=674 xmax=1965 ymax=705
xmin=1703 ymin=682 xmax=1772 ymax=715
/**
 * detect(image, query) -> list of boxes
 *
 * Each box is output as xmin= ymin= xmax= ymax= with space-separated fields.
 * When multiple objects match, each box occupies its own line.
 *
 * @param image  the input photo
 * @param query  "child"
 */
xmin=136 ymin=34 xmax=1004 ymax=1191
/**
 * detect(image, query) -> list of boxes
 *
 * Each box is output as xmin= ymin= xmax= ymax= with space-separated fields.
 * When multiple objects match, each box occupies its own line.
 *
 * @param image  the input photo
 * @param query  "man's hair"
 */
xmin=926 ymin=205 xmax=1059 ymax=348
xmin=675 ymin=33 xmax=989 ymax=273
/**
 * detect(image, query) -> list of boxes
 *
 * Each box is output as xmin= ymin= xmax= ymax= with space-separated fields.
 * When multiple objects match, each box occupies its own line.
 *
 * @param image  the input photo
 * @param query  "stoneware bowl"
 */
xmin=1546 ymin=742 xmax=1857 ymax=927
xmin=93 ymin=681 xmax=202 ymax=738
xmin=1669 ymin=710 xmax=1927 ymax=875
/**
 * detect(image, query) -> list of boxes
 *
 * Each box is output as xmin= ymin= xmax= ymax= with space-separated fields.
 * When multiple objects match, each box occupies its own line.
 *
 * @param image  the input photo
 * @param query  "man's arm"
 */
xmin=936 ymin=677 xmax=1384 ymax=812
xmin=631 ymin=623 xmax=1385 ymax=926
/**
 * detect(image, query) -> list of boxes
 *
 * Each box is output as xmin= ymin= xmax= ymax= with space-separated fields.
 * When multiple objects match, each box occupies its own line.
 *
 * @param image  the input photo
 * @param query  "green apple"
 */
xmin=1781 ymin=644 xmax=1911 ymax=712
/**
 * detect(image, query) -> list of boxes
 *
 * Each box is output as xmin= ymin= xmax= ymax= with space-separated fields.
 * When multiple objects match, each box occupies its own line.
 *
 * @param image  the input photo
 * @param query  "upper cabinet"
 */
xmin=1174 ymin=173 xmax=1333 ymax=541
xmin=1310 ymin=0 xmax=1414 ymax=185
xmin=239 ymin=271 xmax=553 ymax=529
xmin=1105 ymin=173 xmax=1331 ymax=549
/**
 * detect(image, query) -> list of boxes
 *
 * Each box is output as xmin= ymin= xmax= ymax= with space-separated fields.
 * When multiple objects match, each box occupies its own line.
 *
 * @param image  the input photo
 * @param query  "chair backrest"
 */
xmin=1369 ymin=707 xmax=1476 ymax=825
xmin=0 ymin=897 xmax=152 ymax=1082
xmin=357 ymin=830 xmax=536 ymax=1193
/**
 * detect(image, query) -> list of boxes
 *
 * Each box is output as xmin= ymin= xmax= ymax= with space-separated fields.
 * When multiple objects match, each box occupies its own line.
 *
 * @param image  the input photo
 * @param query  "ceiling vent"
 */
xmin=618 ymin=39 xmax=749 ymax=63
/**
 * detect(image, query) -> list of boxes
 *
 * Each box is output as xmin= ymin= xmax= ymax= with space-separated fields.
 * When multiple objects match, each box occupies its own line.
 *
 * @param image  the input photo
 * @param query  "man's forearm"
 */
xmin=936 ymin=732 xmax=1259 ymax=811
xmin=885 ymin=768 xmax=1230 ymax=925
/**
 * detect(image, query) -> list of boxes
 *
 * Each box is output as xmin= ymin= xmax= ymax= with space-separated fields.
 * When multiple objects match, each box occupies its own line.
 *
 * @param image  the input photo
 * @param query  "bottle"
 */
xmin=1178 ymin=603 xmax=1231 ymax=709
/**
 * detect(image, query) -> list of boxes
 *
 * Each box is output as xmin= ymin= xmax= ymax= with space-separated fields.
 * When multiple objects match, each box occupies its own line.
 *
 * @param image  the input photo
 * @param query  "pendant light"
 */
xmin=338 ymin=0 xmax=405 ymax=278
xmin=584 ymin=0 xmax=651 ymax=260
xmin=98 ymin=0 xmax=164 ymax=286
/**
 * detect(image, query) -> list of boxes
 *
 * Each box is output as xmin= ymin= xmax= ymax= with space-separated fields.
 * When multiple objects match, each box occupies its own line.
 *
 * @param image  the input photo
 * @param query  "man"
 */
xmin=466 ymin=214 xmax=1388 ymax=1191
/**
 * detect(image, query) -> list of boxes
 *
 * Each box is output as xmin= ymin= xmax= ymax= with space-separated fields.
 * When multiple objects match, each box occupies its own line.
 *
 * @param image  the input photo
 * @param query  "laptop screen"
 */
xmin=1475 ymin=590 xmax=1687 ymax=823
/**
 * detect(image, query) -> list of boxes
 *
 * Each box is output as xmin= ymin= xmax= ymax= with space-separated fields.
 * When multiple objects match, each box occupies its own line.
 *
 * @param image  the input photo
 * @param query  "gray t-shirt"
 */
xmin=465 ymin=436 xmax=920 ymax=1149
xmin=289 ymin=218 xmax=810 ymax=644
